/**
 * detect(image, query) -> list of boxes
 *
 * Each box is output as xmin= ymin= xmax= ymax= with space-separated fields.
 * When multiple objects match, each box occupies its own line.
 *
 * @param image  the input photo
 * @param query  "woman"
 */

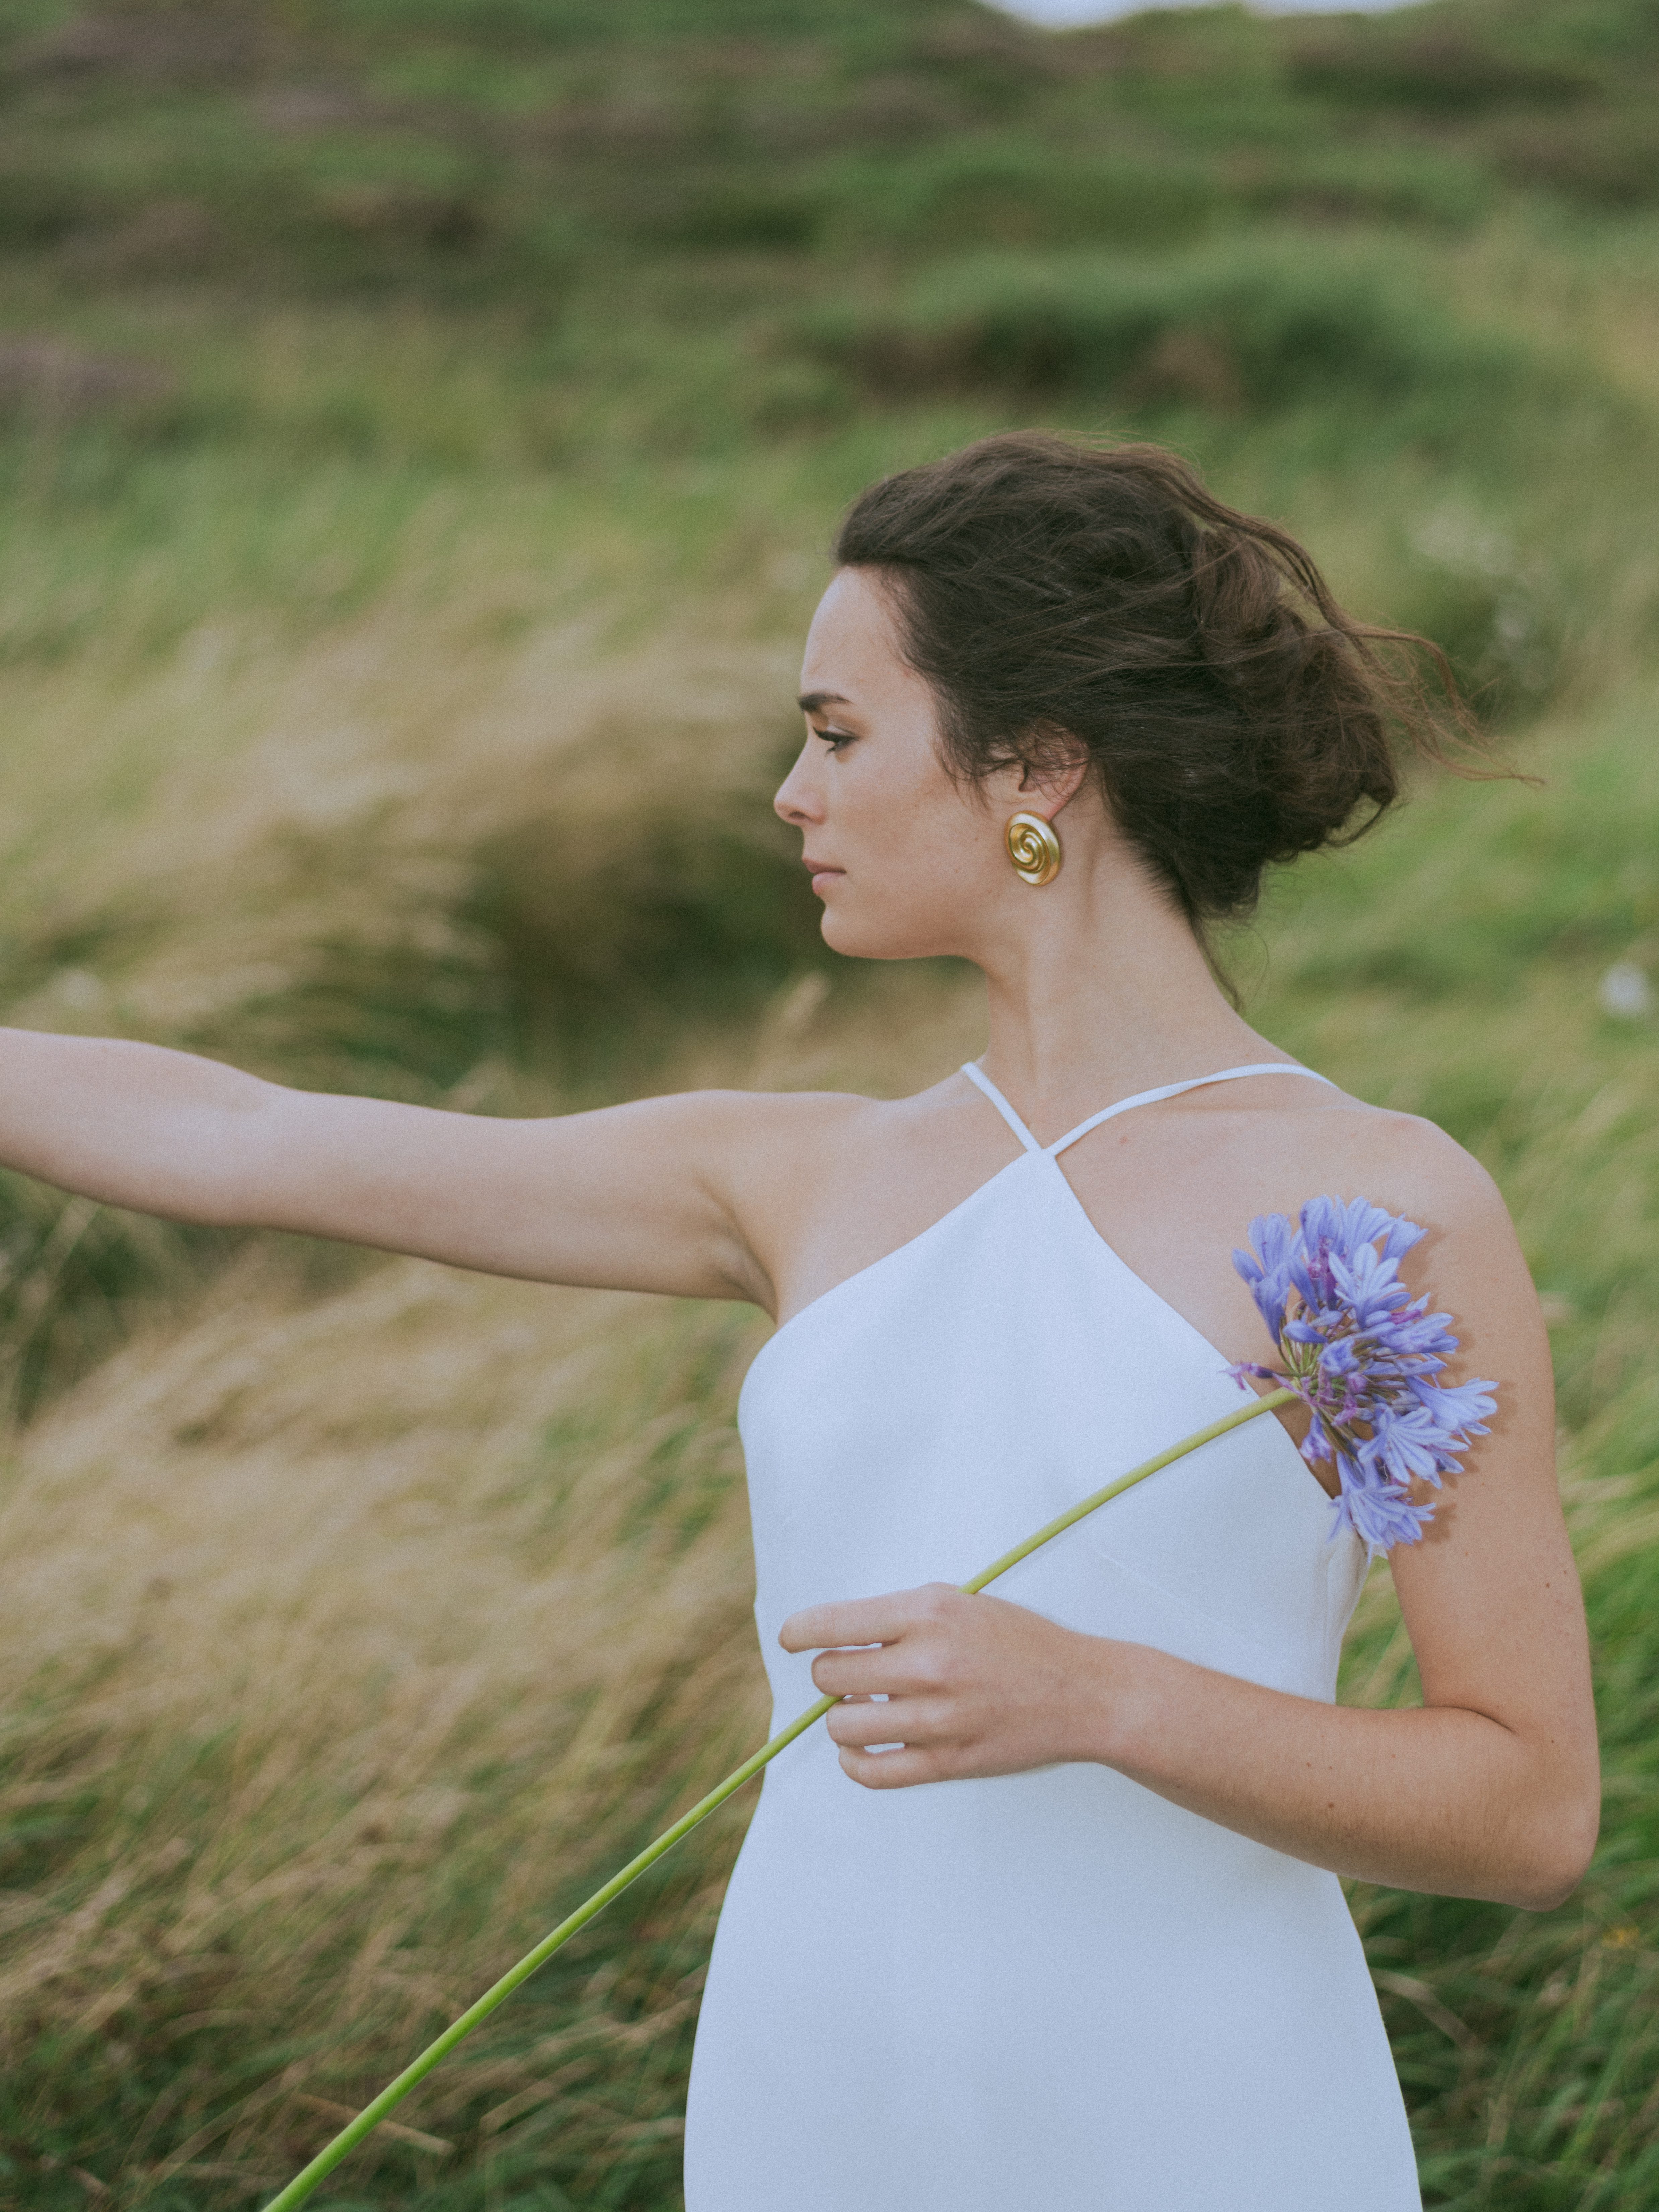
xmin=3 ymin=435 xmax=1596 ymax=2209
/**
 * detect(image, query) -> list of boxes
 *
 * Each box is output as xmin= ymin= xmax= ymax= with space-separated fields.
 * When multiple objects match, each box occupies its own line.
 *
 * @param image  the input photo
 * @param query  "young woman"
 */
xmin=4 ymin=436 xmax=1596 ymax=2210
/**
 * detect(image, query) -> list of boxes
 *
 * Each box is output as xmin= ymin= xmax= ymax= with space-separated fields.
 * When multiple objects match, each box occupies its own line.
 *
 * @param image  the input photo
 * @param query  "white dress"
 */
xmin=684 ymin=1062 xmax=1422 ymax=2212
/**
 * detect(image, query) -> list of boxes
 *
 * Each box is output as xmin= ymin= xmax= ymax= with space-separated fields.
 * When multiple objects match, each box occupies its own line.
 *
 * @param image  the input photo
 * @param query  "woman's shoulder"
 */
xmin=1269 ymin=1083 xmax=1528 ymax=1305
xmin=696 ymin=1071 xmax=975 ymax=1152
xmin=701 ymin=1072 xmax=1012 ymax=1305
xmin=1288 ymin=1084 xmax=1507 ymax=1224
xmin=1200 ymin=1080 xmax=1546 ymax=1421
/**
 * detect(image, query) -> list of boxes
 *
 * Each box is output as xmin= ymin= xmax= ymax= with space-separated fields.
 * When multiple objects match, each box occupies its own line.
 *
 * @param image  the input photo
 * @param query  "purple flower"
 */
xmin=1231 ymin=1197 xmax=1497 ymax=1552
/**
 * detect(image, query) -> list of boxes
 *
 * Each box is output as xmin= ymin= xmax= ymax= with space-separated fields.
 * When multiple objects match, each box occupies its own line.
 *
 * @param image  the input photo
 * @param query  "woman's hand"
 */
xmin=781 ymin=1532 xmax=1597 ymax=1911
xmin=779 ymin=1583 xmax=1119 ymax=1789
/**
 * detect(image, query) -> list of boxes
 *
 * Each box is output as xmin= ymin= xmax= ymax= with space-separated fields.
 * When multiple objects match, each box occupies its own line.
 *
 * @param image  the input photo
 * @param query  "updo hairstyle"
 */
xmin=833 ymin=432 xmax=1474 ymax=927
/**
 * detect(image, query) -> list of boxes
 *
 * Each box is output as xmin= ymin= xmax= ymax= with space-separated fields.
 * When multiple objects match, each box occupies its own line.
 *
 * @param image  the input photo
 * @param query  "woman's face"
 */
xmin=776 ymin=567 xmax=1068 ymax=963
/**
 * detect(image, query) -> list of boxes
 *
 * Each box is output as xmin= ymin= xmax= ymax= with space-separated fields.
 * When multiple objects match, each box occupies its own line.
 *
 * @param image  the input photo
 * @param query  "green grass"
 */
xmin=0 ymin=0 xmax=1657 ymax=2204
xmin=1249 ymin=693 xmax=1659 ymax=2208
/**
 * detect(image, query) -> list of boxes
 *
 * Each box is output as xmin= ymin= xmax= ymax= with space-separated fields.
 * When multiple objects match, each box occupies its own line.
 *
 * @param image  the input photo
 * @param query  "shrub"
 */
xmin=796 ymin=245 xmax=1536 ymax=423
xmin=1496 ymin=111 xmax=1659 ymax=205
xmin=1288 ymin=27 xmax=1597 ymax=112
xmin=631 ymin=177 xmax=825 ymax=251
xmin=820 ymin=142 xmax=1224 ymax=254
xmin=1238 ymin=148 xmax=1495 ymax=232
xmin=0 ymin=168 xmax=109 ymax=251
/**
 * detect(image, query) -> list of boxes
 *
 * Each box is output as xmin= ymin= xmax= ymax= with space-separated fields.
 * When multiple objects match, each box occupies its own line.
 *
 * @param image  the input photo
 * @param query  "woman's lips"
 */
xmin=803 ymin=858 xmax=843 ymax=896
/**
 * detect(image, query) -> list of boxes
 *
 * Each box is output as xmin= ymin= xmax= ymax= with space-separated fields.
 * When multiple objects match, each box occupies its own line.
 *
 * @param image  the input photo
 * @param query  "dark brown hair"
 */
xmin=833 ymin=432 xmax=1476 ymax=927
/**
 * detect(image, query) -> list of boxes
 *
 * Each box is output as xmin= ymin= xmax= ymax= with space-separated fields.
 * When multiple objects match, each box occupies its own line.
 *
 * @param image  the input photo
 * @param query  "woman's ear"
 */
xmin=1017 ymin=746 xmax=1091 ymax=820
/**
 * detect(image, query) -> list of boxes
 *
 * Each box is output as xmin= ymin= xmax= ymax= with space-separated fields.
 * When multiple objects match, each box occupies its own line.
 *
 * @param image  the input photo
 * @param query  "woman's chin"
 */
xmin=818 ymin=905 xmax=942 ymax=963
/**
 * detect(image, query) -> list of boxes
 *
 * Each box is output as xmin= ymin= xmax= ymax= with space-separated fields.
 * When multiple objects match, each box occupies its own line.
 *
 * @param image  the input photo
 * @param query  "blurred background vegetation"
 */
xmin=0 ymin=0 xmax=1656 ymax=2205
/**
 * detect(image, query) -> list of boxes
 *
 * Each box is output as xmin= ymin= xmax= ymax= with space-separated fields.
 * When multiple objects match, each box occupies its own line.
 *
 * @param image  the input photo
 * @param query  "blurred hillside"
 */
xmin=1 ymin=2 xmax=1657 ymax=2208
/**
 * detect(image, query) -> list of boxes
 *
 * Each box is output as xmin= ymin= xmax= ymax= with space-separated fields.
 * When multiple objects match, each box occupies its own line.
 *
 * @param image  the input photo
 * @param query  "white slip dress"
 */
xmin=684 ymin=1062 xmax=1422 ymax=2212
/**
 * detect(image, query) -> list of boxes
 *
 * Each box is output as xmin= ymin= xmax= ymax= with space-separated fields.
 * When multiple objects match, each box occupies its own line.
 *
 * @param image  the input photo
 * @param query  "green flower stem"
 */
xmin=261 ymin=1384 xmax=1297 ymax=2212
xmin=959 ymin=1387 xmax=1298 ymax=1592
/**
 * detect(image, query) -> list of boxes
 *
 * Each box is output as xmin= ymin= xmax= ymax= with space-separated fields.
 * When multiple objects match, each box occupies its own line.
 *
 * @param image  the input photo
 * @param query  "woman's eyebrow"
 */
xmin=797 ymin=690 xmax=852 ymax=713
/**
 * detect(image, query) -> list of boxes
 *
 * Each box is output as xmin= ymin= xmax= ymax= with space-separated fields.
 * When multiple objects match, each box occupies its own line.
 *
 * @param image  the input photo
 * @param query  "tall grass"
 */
xmin=3 ymin=682 xmax=1658 ymax=2208
xmin=1251 ymin=689 xmax=1659 ymax=2209
xmin=1 ymin=0 xmax=1657 ymax=2204
xmin=0 ymin=964 xmax=986 ymax=2211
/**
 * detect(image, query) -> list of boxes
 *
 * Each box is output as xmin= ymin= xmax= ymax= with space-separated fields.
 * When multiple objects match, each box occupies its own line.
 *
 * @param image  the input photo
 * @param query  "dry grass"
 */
xmin=0 ymin=560 xmax=841 ymax=1415
xmin=0 ymin=509 xmax=953 ymax=2201
xmin=0 ymin=605 xmax=1654 ymax=2211
xmin=1 ymin=646 xmax=1657 ymax=2212
xmin=0 ymin=572 xmax=810 ymax=1081
xmin=0 ymin=220 xmax=1652 ymax=2212
xmin=0 ymin=910 xmax=983 ymax=2206
xmin=4 ymin=1294 xmax=754 ymax=2199
xmin=5 ymin=688 xmax=1657 ymax=2204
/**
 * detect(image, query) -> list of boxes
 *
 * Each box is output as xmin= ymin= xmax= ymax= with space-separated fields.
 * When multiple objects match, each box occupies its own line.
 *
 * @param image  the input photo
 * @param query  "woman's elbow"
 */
xmin=1502 ymin=1783 xmax=1601 ymax=1913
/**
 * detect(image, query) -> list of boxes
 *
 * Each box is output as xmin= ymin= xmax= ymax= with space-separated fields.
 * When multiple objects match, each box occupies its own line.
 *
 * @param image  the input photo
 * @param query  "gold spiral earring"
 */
xmin=1005 ymin=811 xmax=1062 ymax=887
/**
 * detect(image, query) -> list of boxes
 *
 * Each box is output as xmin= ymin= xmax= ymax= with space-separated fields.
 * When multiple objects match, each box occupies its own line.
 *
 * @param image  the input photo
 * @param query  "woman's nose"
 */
xmin=774 ymin=741 xmax=823 ymax=826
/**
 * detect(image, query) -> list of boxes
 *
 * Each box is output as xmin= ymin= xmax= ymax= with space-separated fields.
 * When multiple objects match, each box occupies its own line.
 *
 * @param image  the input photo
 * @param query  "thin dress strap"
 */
xmin=959 ymin=1061 xmax=1042 ymax=1153
xmin=962 ymin=1059 xmax=1334 ymax=1158
xmin=1046 ymin=1063 xmax=1335 ymax=1158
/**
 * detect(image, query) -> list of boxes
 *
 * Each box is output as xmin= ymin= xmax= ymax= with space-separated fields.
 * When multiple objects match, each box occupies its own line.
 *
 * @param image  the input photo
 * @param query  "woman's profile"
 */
xmin=0 ymin=433 xmax=1598 ymax=2210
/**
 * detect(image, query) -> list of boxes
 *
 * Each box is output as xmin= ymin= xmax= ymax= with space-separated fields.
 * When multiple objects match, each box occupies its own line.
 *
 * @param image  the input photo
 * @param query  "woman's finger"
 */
xmin=825 ymin=1697 xmax=947 ymax=1750
xmin=778 ymin=1582 xmax=958 ymax=1655
xmin=811 ymin=1646 xmax=915 ymax=1697
xmin=835 ymin=1744 xmax=940 ymax=1790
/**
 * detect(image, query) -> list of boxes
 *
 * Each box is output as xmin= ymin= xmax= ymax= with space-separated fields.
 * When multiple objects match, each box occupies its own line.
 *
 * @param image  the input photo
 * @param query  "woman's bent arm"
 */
xmin=793 ymin=1573 xmax=1595 ymax=1910
xmin=0 ymin=1027 xmax=791 ymax=1304
xmin=1090 ymin=1152 xmax=1598 ymax=1907
xmin=782 ymin=1127 xmax=1601 ymax=1910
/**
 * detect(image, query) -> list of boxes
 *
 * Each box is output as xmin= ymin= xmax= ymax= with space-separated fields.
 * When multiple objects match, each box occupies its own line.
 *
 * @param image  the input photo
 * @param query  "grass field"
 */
xmin=1 ymin=0 xmax=1657 ymax=2206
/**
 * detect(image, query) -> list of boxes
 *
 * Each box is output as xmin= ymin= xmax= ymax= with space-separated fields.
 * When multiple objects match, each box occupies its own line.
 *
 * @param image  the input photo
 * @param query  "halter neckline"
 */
xmin=960 ymin=1060 xmax=1335 ymax=1159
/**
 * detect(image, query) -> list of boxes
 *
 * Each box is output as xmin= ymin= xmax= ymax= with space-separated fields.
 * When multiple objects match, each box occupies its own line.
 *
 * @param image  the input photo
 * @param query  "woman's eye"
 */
xmin=816 ymin=727 xmax=857 ymax=753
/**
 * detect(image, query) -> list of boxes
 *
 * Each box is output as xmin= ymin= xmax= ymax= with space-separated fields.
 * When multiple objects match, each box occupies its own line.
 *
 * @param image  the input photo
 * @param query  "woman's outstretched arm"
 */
xmin=0 ymin=1027 xmax=793 ymax=1304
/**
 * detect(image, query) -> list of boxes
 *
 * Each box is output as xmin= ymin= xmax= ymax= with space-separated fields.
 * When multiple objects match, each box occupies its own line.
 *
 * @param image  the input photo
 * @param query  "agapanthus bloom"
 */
xmin=1231 ymin=1195 xmax=1497 ymax=1552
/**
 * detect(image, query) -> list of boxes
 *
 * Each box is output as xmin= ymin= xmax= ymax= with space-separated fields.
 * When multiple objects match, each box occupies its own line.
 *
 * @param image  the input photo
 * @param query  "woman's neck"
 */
xmin=970 ymin=849 xmax=1277 ymax=1135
